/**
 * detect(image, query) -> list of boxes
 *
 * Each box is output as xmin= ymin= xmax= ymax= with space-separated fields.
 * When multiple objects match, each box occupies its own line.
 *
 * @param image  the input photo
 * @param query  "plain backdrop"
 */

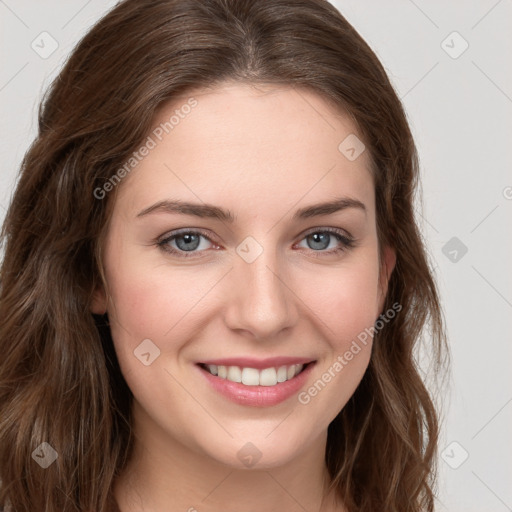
xmin=1 ymin=1 xmax=511 ymax=511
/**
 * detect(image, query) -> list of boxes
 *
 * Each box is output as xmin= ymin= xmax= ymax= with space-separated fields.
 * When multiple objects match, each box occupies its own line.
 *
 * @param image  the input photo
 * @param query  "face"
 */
xmin=92 ymin=83 xmax=395 ymax=469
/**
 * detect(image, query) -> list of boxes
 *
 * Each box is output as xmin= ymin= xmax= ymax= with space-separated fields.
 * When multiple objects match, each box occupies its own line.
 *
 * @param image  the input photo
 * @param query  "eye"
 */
xmin=295 ymin=228 xmax=356 ymax=256
xmin=157 ymin=229 xmax=217 ymax=257
xmin=156 ymin=227 xmax=356 ymax=259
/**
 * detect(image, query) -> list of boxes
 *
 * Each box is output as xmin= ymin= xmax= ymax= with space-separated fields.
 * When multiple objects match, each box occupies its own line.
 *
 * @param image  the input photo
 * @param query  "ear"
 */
xmin=90 ymin=285 xmax=108 ymax=315
xmin=377 ymin=244 xmax=396 ymax=314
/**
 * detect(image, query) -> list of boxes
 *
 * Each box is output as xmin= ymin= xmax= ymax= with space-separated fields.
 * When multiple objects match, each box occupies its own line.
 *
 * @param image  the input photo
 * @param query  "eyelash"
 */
xmin=156 ymin=227 xmax=357 ymax=259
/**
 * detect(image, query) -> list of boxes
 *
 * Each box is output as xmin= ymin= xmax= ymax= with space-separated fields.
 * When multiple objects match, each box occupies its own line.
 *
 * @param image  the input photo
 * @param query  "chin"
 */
xmin=196 ymin=428 xmax=317 ymax=470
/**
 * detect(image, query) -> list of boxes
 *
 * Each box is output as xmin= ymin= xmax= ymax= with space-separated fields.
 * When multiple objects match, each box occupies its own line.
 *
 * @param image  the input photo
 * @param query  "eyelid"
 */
xmin=300 ymin=225 xmax=353 ymax=240
xmin=157 ymin=227 xmax=214 ymax=242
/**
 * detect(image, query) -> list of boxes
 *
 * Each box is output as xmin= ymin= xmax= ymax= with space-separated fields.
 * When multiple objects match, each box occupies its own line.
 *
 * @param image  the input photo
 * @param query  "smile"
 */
xmin=200 ymin=362 xmax=308 ymax=386
xmin=196 ymin=358 xmax=316 ymax=407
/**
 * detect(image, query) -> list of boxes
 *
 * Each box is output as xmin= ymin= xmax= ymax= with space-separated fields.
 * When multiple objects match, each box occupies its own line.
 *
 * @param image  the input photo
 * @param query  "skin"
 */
xmin=91 ymin=82 xmax=396 ymax=512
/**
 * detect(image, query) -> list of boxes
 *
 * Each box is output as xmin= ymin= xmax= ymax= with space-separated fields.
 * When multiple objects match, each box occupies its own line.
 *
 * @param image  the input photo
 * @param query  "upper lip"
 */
xmin=198 ymin=357 xmax=315 ymax=369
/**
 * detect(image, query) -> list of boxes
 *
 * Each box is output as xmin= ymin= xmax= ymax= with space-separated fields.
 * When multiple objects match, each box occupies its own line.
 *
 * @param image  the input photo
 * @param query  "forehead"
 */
xmin=116 ymin=83 xmax=374 ymax=220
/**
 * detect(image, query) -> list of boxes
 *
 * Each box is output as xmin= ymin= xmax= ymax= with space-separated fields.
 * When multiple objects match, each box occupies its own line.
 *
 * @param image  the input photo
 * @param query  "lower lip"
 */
xmin=197 ymin=363 xmax=315 ymax=407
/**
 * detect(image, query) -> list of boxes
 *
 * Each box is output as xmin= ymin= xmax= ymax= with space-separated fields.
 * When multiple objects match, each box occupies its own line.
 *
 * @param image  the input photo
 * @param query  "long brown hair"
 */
xmin=0 ymin=0 xmax=448 ymax=510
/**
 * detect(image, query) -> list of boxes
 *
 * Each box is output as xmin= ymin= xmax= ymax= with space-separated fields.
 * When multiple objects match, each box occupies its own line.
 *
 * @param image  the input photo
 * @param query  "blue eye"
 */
xmin=157 ymin=230 xmax=215 ymax=256
xmin=296 ymin=228 xmax=356 ymax=256
xmin=156 ymin=228 xmax=356 ymax=258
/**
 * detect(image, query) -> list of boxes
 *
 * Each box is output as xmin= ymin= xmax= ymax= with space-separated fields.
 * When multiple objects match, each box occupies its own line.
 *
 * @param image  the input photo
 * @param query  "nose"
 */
xmin=223 ymin=247 xmax=300 ymax=340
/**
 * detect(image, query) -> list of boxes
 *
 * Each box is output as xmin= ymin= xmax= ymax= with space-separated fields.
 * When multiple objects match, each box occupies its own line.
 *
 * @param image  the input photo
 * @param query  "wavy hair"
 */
xmin=0 ymin=0 xmax=448 ymax=510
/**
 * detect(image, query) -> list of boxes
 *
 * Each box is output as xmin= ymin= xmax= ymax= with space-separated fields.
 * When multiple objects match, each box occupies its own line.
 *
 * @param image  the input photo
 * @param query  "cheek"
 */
xmin=102 ymin=246 xmax=214 ymax=357
xmin=304 ymin=255 xmax=381 ymax=347
xmin=294 ymin=254 xmax=379 ymax=414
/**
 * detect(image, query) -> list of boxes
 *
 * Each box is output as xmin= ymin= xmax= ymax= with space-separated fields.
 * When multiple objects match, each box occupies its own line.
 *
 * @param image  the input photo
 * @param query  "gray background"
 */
xmin=1 ymin=1 xmax=511 ymax=511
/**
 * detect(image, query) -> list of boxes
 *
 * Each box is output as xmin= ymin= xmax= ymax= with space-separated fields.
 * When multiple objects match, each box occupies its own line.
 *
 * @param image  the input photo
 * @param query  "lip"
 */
xmin=199 ymin=356 xmax=314 ymax=370
xmin=196 ymin=360 xmax=316 ymax=407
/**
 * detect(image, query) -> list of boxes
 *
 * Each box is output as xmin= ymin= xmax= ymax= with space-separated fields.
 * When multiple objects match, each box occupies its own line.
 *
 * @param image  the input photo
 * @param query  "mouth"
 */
xmin=195 ymin=358 xmax=316 ymax=407
xmin=198 ymin=361 xmax=313 ymax=387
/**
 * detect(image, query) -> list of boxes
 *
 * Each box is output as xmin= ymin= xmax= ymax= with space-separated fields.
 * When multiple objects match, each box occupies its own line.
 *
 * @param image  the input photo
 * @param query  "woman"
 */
xmin=0 ymin=0 xmax=447 ymax=510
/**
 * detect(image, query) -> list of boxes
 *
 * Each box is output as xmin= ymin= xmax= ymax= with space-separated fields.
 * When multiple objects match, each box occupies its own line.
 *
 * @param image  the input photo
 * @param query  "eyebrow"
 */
xmin=136 ymin=196 xmax=367 ymax=222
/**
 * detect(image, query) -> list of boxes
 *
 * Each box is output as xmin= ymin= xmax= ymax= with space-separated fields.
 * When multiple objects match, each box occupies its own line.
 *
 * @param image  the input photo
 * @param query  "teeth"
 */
xmin=260 ymin=368 xmax=277 ymax=386
xmin=241 ymin=367 xmax=260 ymax=386
xmin=227 ymin=365 xmax=242 ymax=383
xmin=276 ymin=365 xmax=288 ymax=382
xmin=205 ymin=363 xmax=306 ymax=386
